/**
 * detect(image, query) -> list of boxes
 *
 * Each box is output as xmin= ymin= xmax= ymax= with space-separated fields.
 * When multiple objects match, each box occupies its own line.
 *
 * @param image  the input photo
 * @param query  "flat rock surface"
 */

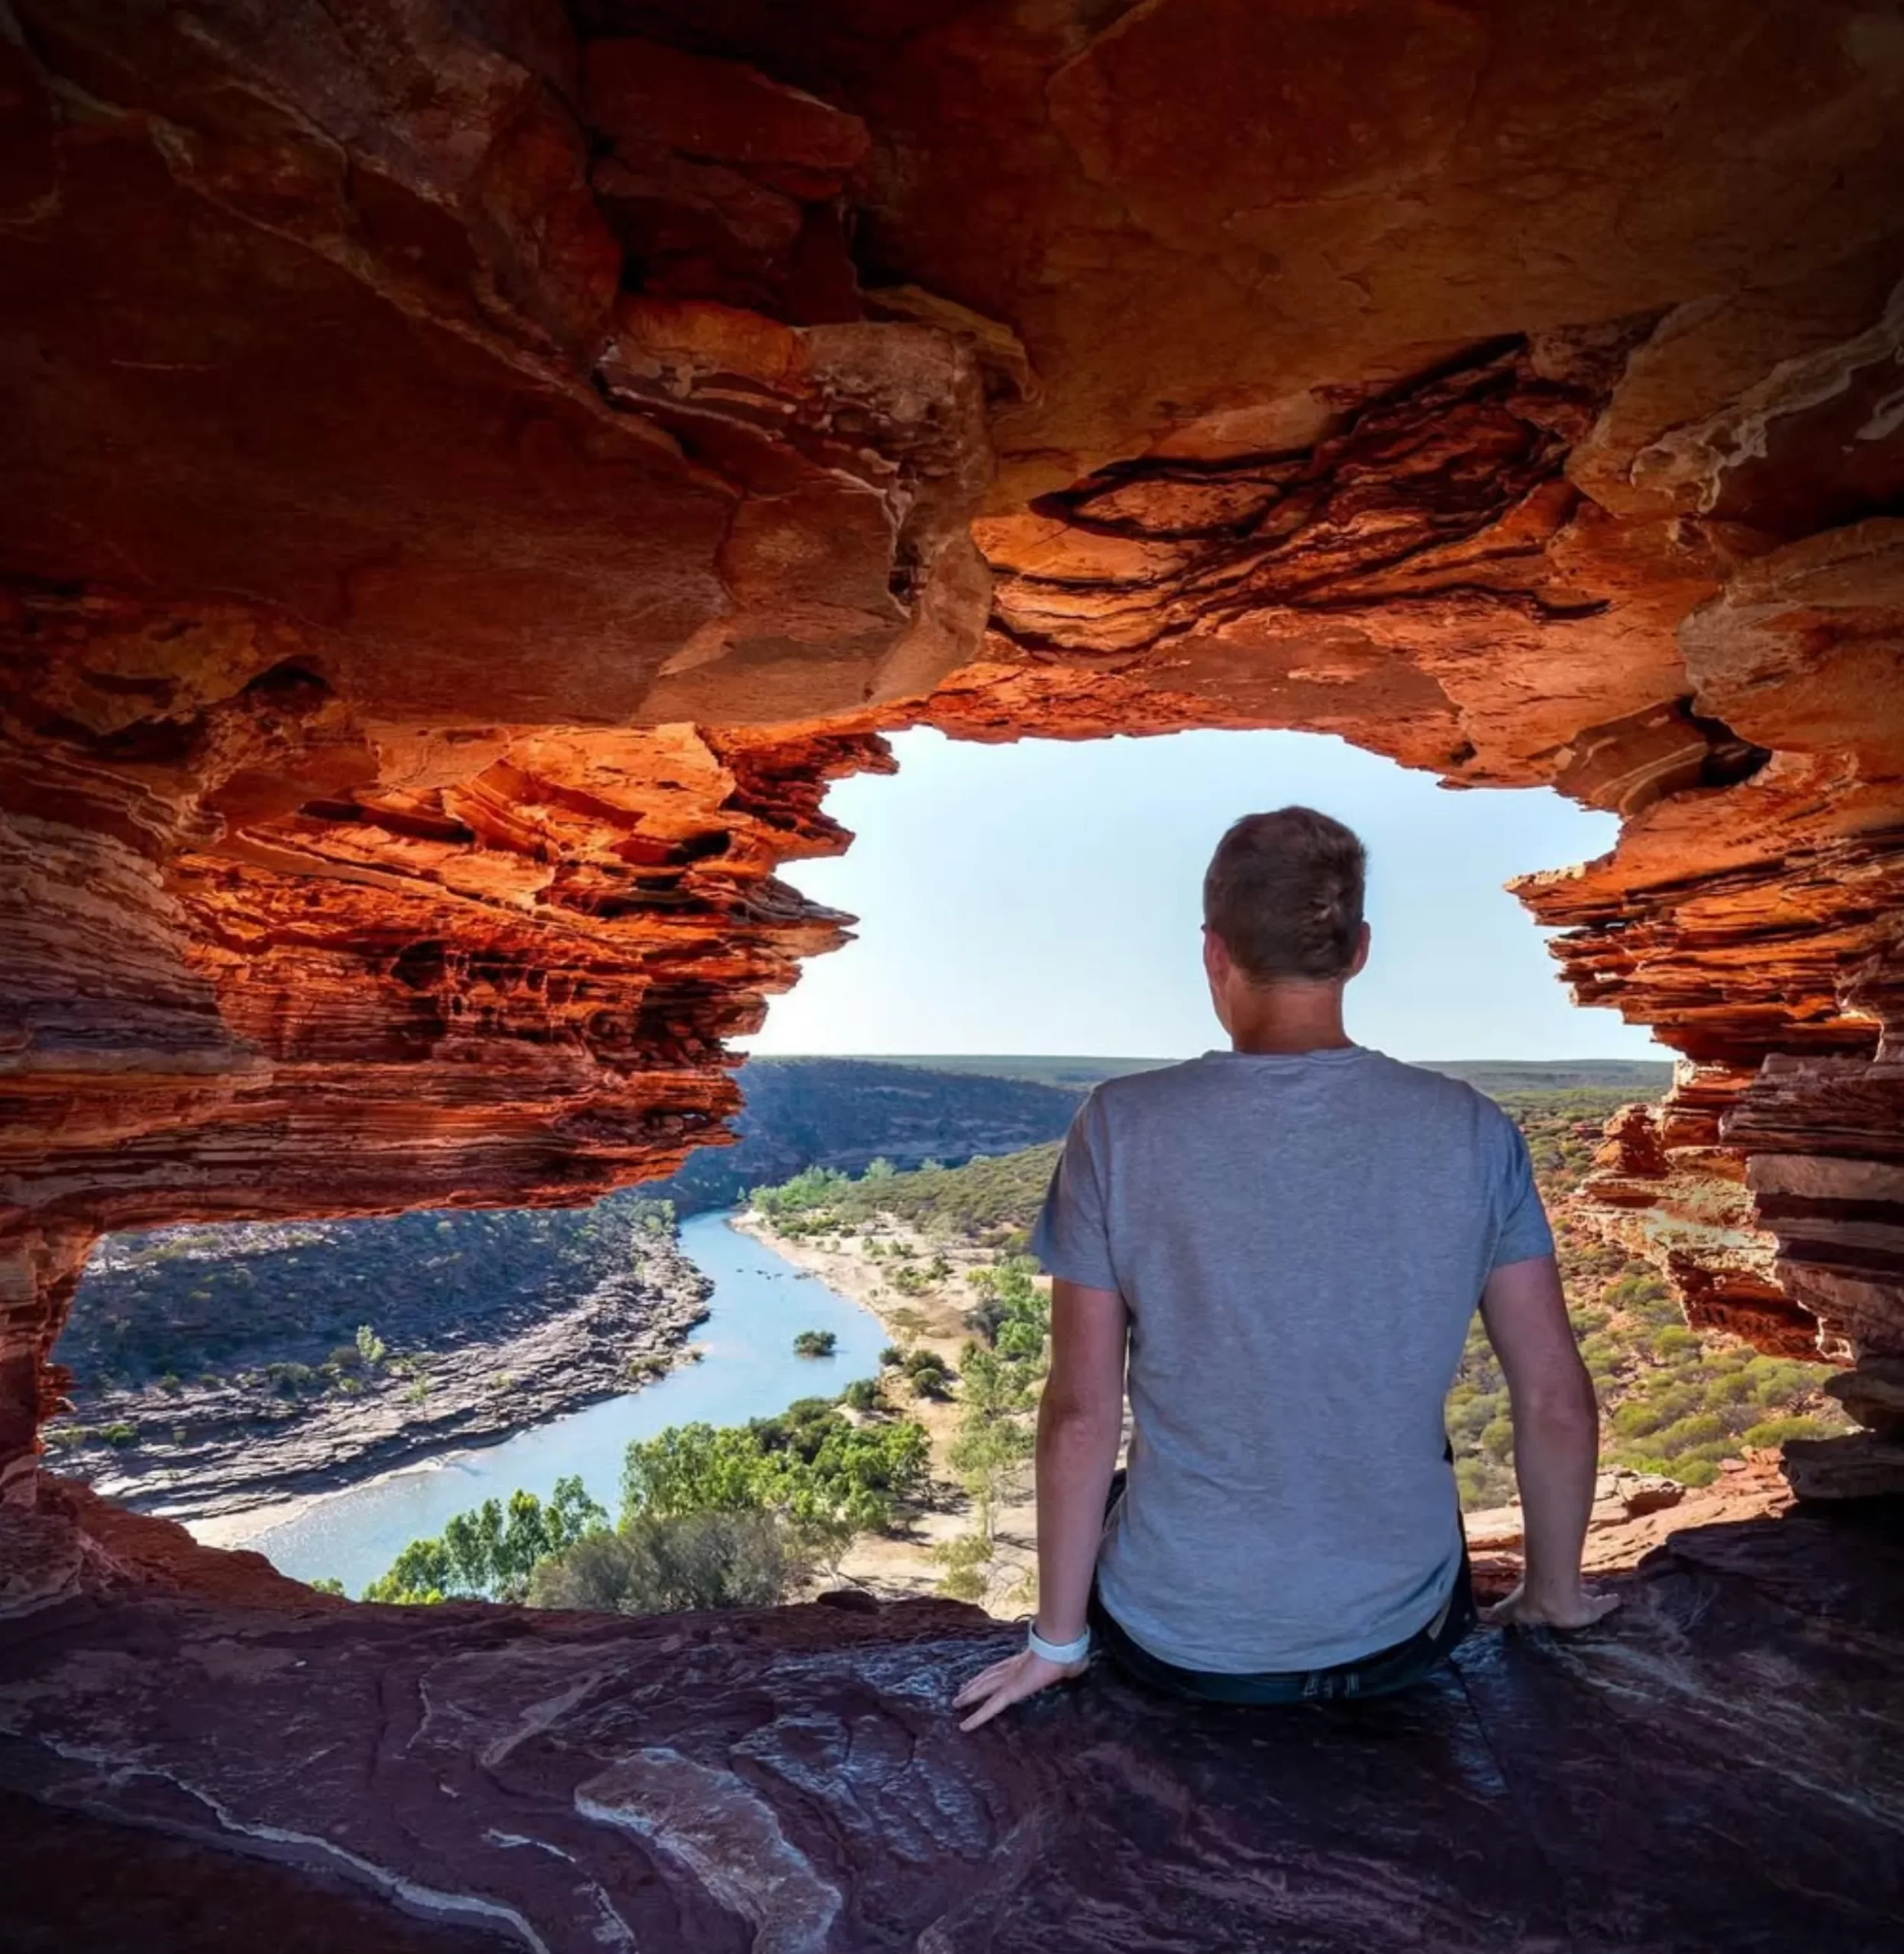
xmin=0 ymin=1790 xmax=493 ymax=1954
xmin=2 ymin=1510 xmax=1901 ymax=1952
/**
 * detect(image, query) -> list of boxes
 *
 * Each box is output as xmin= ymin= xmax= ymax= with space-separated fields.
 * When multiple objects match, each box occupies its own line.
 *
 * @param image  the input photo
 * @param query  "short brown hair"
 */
xmin=1202 ymin=808 xmax=1367 ymax=982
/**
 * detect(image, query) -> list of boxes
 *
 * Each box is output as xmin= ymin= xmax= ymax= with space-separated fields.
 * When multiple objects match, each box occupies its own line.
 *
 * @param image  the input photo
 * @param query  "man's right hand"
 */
xmin=1483 ymin=1579 xmax=1622 ymax=1631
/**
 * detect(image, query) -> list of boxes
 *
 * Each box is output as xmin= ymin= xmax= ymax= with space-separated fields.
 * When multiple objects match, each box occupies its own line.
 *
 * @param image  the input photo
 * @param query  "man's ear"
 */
xmin=1202 ymin=927 xmax=1231 ymax=985
xmin=1345 ymin=921 xmax=1372 ymax=980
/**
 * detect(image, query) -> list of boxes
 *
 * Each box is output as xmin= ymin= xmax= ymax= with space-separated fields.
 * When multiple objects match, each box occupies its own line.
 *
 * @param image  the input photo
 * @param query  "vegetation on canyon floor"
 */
xmin=354 ymin=1399 xmax=933 ymax=1608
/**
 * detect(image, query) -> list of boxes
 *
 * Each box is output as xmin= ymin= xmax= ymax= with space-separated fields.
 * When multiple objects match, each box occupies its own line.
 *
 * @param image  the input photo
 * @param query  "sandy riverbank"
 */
xmin=730 ymin=1208 xmax=1042 ymax=1609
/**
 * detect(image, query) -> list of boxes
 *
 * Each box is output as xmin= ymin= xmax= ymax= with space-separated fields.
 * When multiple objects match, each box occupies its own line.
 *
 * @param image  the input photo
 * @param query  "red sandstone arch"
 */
xmin=2 ymin=0 xmax=1900 ymax=1502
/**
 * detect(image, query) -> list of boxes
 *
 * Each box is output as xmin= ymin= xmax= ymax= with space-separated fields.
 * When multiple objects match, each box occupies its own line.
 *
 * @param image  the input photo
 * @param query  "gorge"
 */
xmin=3 ymin=2 xmax=1903 ymax=1946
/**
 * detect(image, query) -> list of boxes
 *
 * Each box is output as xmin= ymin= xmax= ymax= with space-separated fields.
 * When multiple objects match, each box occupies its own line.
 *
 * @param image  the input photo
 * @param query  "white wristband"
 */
xmin=1027 ymin=1623 xmax=1092 ymax=1665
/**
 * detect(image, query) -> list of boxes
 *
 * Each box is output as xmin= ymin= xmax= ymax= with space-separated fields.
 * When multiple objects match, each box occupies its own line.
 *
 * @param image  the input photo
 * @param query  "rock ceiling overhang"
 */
xmin=2 ymin=0 xmax=1902 ymax=1490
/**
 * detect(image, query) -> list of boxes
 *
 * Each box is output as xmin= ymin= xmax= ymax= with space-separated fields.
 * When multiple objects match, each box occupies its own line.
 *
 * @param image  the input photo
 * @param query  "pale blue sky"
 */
xmin=740 ymin=727 xmax=1659 ymax=1062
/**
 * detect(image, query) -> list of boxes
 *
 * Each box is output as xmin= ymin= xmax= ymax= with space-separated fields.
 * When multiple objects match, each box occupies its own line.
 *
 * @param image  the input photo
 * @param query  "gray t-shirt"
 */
xmin=1030 ymin=1046 xmax=1554 ymax=1673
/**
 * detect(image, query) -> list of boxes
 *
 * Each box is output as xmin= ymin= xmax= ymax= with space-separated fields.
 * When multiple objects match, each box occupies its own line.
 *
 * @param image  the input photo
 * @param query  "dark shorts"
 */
xmin=1087 ymin=1468 xmax=1477 ymax=1707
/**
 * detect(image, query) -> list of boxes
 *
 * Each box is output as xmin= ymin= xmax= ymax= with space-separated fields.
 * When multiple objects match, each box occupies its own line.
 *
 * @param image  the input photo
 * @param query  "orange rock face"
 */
xmin=3 ymin=0 xmax=1902 ymax=1488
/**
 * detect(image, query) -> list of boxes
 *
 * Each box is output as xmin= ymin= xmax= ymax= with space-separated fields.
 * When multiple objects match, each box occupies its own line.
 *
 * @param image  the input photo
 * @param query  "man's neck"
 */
xmin=1225 ymin=983 xmax=1354 ymax=1056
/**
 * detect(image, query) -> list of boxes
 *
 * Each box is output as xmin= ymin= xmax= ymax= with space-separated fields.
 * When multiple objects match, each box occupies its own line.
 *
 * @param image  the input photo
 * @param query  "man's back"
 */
xmin=1031 ymin=1045 xmax=1551 ymax=1673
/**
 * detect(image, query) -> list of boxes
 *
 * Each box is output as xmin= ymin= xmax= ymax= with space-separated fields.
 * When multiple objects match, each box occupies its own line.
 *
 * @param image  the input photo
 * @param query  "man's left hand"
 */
xmin=954 ymin=1646 xmax=1088 ymax=1730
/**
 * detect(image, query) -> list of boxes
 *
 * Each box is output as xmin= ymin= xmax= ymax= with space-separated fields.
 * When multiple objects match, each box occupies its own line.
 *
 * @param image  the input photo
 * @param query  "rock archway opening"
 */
xmin=35 ymin=716 xmax=1693 ymax=1577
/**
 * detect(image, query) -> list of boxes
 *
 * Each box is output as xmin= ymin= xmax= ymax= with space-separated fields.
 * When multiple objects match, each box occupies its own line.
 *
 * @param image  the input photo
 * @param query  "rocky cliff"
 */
xmin=2 ymin=0 xmax=1902 ymax=1505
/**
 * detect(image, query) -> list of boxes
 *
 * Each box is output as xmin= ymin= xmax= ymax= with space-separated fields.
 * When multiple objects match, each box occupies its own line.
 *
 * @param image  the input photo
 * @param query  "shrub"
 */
xmin=1455 ymin=1455 xmax=1515 ymax=1508
xmin=356 ymin=1324 xmax=387 ymax=1369
xmin=1704 ymin=1369 xmax=1758 ymax=1407
xmin=1746 ymin=1360 xmax=1817 ymax=1407
xmin=964 ymin=1299 xmax=1006 ymax=1343
xmin=902 ymin=1349 xmax=954 ymax=1399
xmin=792 ymin=1330 xmax=837 ymax=1359
xmin=931 ymin=1532 xmax=992 ymax=1603
xmin=1612 ymin=1386 xmax=1699 ymax=1440
xmin=1741 ymin=1414 xmax=1837 ymax=1449
xmin=1642 ymin=1412 xmax=1726 ymax=1457
xmin=879 ymin=1346 xmax=904 ymax=1369
xmin=841 ymin=1378 xmax=879 ymax=1413
xmin=528 ymin=1511 xmax=799 ymax=1614
xmin=100 ymin=1421 xmax=138 ymax=1446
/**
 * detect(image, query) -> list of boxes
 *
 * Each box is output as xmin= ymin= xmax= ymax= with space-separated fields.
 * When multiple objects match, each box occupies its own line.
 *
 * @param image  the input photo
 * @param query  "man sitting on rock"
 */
xmin=955 ymin=806 xmax=1617 ymax=1727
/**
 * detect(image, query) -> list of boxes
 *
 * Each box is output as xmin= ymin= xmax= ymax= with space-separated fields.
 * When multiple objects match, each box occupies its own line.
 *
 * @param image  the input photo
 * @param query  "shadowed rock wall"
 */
xmin=3 ymin=0 xmax=1902 ymax=1493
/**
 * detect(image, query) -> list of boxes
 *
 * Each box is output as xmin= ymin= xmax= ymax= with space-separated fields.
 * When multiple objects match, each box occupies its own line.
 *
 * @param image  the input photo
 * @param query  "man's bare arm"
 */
xmin=955 ymin=1278 xmax=1127 ymax=1728
xmin=1030 ymin=1277 xmax=1128 ymax=1641
xmin=1479 ymin=1253 xmax=1619 ymax=1630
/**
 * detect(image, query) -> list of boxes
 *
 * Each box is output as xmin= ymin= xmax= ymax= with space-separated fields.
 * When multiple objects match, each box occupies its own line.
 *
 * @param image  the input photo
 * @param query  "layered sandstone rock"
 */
xmin=2 ymin=1510 xmax=1902 ymax=1951
xmin=3 ymin=0 xmax=1903 ymax=1504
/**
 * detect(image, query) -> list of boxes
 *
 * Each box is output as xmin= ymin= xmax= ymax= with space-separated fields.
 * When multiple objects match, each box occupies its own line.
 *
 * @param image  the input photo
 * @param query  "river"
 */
xmin=244 ymin=1210 xmax=887 ymax=1595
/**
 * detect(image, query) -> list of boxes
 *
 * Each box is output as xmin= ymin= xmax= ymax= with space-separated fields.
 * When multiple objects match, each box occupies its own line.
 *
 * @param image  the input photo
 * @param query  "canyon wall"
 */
xmin=3 ymin=0 xmax=1902 ymax=1496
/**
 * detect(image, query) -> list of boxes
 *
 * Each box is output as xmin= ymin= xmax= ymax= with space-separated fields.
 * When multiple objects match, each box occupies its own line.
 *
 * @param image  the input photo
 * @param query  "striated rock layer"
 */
xmin=4 ymin=0 xmax=1904 ymax=1496
xmin=2 ymin=1510 xmax=1902 ymax=1951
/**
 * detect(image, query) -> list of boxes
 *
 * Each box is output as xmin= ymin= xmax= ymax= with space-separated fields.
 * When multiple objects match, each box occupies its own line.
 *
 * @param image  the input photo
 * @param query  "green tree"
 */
xmin=355 ymin=1323 xmax=386 ymax=1369
xmin=958 ymin=1343 xmax=1034 ymax=1418
xmin=362 ymin=1475 xmax=608 ymax=1604
xmin=948 ymin=1417 xmax=1033 ymax=1543
xmin=619 ymin=1407 xmax=928 ymax=1555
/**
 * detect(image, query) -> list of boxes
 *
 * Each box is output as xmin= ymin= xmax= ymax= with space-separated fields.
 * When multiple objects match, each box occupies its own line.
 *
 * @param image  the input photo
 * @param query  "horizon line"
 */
xmin=739 ymin=1050 xmax=1672 ymax=1066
